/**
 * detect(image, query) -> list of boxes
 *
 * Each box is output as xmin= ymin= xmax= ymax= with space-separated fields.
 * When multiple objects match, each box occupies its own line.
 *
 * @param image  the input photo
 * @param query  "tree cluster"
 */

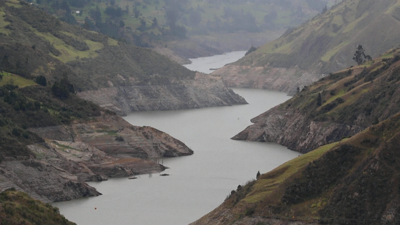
xmin=51 ymin=77 xmax=75 ymax=99
xmin=353 ymin=45 xmax=372 ymax=65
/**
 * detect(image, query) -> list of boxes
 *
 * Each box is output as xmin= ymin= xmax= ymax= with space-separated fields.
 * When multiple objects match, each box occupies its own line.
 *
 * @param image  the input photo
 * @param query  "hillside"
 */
xmin=233 ymin=48 xmax=400 ymax=153
xmin=192 ymin=112 xmax=400 ymax=224
xmin=214 ymin=0 xmax=400 ymax=94
xmin=0 ymin=0 xmax=246 ymax=115
xmin=0 ymin=80 xmax=193 ymax=202
xmin=0 ymin=189 xmax=75 ymax=225
xmin=33 ymin=0 xmax=335 ymax=59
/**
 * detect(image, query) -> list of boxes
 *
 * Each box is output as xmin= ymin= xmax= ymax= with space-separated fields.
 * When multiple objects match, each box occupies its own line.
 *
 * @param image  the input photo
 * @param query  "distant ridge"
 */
xmin=214 ymin=0 xmax=400 ymax=94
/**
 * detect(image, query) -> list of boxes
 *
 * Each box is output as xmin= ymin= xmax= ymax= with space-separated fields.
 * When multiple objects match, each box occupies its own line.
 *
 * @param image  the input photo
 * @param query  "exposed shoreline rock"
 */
xmin=212 ymin=64 xmax=325 ymax=95
xmin=0 ymin=114 xmax=192 ymax=203
xmin=232 ymin=106 xmax=364 ymax=153
xmin=78 ymin=73 xmax=248 ymax=116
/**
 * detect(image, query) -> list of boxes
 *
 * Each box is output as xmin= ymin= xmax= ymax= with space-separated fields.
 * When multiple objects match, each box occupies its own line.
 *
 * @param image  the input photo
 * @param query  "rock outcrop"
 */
xmin=233 ymin=106 xmax=364 ymax=153
xmin=78 ymin=73 xmax=247 ymax=116
xmin=232 ymin=48 xmax=400 ymax=153
xmin=0 ymin=114 xmax=192 ymax=203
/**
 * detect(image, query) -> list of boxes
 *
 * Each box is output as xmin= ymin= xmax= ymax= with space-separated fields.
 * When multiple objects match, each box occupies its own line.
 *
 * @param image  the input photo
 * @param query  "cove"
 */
xmin=54 ymin=52 xmax=300 ymax=225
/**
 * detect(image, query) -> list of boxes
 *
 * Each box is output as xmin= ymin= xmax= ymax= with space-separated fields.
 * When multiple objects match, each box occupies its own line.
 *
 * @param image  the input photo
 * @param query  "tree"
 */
xmin=245 ymin=45 xmax=257 ymax=56
xmin=256 ymin=171 xmax=260 ymax=180
xmin=119 ymin=20 xmax=125 ymax=28
xmin=152 ymin=17 xmax=158 ymax=28
xmin=317 ymin=93 xmax=322 ymax=106
xmin=352 ymin=45 xmax=372 ymax=65
xmin=35 ymin=75 xmax=47 ymax=86
xmin=51 ymin=76 xmax=75 ymax=99
xmin=321 ymin=5 xmax=328 ymax=14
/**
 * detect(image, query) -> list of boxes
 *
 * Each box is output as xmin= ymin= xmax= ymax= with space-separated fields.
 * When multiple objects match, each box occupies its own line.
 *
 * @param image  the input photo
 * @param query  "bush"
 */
xmin=12 ymin=128 xmax=22 ymax=137
xmin=35 ymin=75 xmax=47 ymax=86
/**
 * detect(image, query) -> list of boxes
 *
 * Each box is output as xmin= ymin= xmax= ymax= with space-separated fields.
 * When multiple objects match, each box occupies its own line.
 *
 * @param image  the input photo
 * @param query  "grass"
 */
xmin=35 ymin=32 xmax=103 ymax=63
xmin=321 ymin=40 xmax=349 ymax=62
xmin=0 ymin=190 xmax=75 ymax=225
xmin=243 ymin=142 xmax=339 ymax=204
xmin=5 ymin=0 xmax=21 ymax=8
xmin=0 ymin=9 xmax=10 ymax=35
xmin=0 ymin=72 xmax=36 ymax=87
xmin=108 ymin=38 xmax=118 ymax=46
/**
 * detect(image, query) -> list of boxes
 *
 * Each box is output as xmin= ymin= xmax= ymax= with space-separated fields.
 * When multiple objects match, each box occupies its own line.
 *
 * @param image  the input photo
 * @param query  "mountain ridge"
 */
xmin=214 ymin=0 xmax=400 ymax=94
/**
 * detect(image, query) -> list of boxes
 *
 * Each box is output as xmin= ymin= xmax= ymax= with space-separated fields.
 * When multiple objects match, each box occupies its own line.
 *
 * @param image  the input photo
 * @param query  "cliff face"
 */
xmin=78 ymin=73 xmax=247 ymax=116
xmin=234 ymin=49 xmax=400 ymax=153
xmin=0 ymin=114 xmax=192 ymax=203
xmin=233 ymin=106 xmax=364 ymax=153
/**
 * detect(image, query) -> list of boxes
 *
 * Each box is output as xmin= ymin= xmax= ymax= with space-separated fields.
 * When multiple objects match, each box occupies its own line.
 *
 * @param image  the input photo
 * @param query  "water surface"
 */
xmin=54 ymin=52 xmax=299 ymax=225
xmin=184 ymin=51 xmax=246 ymax=74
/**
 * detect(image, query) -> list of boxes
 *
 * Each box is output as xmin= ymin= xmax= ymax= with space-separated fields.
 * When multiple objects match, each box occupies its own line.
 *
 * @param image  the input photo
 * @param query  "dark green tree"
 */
xmin=35 ymin=75 xmax=47 ymax=86
xmin=152 ymin=17 xmax=158 ymax=28
xmin=317 ymin=93 xmax=322 ymax=106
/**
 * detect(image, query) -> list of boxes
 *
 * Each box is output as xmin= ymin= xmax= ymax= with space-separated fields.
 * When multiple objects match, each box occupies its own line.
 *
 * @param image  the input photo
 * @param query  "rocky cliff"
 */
xmin=78 ymin=73 xmax=247 ymax=116
xmin=233 ymin=48 xmax=400 ymax=153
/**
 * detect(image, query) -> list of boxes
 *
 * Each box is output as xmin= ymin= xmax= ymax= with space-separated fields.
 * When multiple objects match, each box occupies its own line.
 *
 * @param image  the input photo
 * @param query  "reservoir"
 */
xmin=54 ymin=52 xmax=299 ymax=225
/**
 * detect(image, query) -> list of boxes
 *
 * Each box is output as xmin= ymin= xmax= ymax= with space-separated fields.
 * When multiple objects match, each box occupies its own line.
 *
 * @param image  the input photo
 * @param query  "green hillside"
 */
xmin=196 ymin=50 xmax=400 ymax=222
xmin=31 ymin=0 xmax=334 ymax=49
xmin=0 ymin=189 xmax=75 ymax=225
xmin=281 ymin=48 xmax=400 ymax=130
xmin=237 ymin=0 xmax=400 ymax=74
xmin=202 ymin=112 xmax=400 ymax=224
xmin=0 ymin=0 xmax=195 ymax=91
xmin=193 ymin=47 xmax=400 ymax=224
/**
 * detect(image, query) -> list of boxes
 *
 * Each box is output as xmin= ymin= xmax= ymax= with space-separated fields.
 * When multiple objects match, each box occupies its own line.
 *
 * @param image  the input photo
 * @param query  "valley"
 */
xmin=2 ymin=0 xmax=400 ymax=224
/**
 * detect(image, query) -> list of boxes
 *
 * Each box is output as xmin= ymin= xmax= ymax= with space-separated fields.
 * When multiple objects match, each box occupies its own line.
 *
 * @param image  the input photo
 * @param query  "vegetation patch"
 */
xmin=0 ymin=189 xmax=75 ymax=225
xmin=0 ymin=71 xmax=36 ymax=88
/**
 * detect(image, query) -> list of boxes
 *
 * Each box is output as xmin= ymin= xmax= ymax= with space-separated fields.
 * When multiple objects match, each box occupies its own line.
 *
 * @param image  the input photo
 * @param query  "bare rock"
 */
xmin=212 ymin=64 xmax=325 ymax=95
xmin=232 ymin=106 xmax=364 ymax=153
xmin=77 ymin=73 xmax=247 ymax=116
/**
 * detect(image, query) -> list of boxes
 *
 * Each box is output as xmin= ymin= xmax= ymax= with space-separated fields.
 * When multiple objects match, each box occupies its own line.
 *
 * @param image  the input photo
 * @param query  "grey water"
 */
xmin=184 ymin=51 xmax=246 ymax=74
xmin=54 ymin=52 xmax=299 ymax=225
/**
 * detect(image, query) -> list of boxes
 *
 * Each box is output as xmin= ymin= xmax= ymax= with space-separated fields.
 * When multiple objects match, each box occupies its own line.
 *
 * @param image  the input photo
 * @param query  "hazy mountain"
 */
xmin=32 ymin=0 xmax=335 ymax=58
xmin=214 ymin=0 xmax=400 ymax=93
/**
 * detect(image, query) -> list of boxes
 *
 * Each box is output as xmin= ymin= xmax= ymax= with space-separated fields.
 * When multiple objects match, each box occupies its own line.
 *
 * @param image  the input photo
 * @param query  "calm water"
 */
xmin=184 ymin=51 xmax=246 ymax=74
xmin=54 ymin=52 xmax=299 ymax=225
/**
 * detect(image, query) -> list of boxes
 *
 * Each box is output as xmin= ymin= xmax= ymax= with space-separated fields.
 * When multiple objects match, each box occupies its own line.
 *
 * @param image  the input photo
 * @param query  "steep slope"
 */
xmin=234 ymin=48 xmax=400 ymax=153
xmin=193 ymin=113 xmax=400 ymax=224
xmin=0 ymin=83 xmax=192 ymax=202
xmin=214 ymin=0 xmax=400 ymax=94
xmin=34 ymin=0 xmax=334 ymax=58
xmin=0 ymin=0 xmax=246 ymax=115
xmin=0 ymin=189 xmax=75 ymax=225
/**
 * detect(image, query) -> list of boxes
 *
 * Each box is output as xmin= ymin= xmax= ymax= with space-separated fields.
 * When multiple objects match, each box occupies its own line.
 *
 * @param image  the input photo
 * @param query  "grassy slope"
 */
xmin=216 ymin=111 xmax=400 ymax=224
xmin=193 ymin=48 xmax=400 ymax=225
xmin=275 ymin=48 xmax=400 ymax=129
xmin=0 ymin=189 xmax=75 ymax=225
xmin=237 ymin=0 xmax=400 ymax=74
xmin=36 ymin=0 xmax=333 ymax=47
xmin=0 ymin=0 xmax=195 ymax=91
